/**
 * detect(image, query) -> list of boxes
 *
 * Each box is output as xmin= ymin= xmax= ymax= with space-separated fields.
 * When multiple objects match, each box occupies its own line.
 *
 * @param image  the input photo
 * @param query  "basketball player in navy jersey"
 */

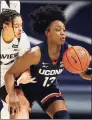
xmin=0 ymin=9 xmax=35 ymax=119
xmin=5 ymin=5 xmax=92 ymax=119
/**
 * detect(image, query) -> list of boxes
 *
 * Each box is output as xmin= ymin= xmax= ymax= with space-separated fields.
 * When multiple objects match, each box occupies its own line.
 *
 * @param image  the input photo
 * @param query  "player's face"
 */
xmin=3 ymin=22 xmax=15 ymax=42
xmin=13 ymin=16 xmax=23 ymax=38
xmin=45 ymin=20 xmax=66 ymax=45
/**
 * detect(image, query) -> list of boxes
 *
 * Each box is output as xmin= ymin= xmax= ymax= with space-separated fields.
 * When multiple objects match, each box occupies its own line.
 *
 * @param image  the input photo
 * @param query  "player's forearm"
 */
xmin=4 ymin=72 xmax=16 ymax=95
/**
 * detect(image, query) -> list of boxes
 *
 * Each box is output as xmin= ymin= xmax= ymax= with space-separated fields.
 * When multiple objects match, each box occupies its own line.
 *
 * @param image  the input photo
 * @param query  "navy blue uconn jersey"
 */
xmin=30 ymin=41 xmax=68 ymax=88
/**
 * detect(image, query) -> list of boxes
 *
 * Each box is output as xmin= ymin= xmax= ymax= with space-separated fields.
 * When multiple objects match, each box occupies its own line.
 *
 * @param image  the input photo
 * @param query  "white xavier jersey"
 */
xmin=0 ymin=32 xmax=30 ymax=87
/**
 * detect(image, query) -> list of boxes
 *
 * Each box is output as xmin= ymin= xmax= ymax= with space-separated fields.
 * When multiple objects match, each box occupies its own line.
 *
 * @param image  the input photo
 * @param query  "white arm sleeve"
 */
xmin=18 ymin=32 xmax=31 ymax=56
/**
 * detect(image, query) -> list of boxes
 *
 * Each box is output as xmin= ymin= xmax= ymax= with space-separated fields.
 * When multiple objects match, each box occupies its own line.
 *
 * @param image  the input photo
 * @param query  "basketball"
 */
xmin=62 ymin=46 xmax=90 ymax=74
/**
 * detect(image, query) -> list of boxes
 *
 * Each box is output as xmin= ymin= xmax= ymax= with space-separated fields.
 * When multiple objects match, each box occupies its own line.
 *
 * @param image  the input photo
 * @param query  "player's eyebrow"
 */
xmin=13 ymin=23 xmax=23 ymax=26
xmin=53 ymin=24 xmax=65 ymax=29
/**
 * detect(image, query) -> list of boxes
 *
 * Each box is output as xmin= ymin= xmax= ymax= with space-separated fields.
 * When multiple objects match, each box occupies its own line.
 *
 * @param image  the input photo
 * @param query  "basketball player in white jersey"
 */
xmin=0 ymin=0 xmax=34 ymax=119
xmin=0 ymin=9 xmax=35 ymax=119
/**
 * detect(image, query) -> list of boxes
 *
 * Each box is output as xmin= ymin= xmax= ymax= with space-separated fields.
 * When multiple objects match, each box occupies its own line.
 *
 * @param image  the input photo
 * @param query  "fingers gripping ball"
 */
xmin=62 ymin=46 xmax=90 ymax=74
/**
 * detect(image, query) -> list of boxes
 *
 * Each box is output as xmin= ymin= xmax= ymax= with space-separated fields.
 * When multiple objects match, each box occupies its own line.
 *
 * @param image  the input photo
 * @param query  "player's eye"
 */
xmin=55 ymin=28 xmax=61 ymax=31
xmin=63 ymin=29 xmax=66 ymax=32
xmin=14 ymin=24 xmax=19 ymax=28
xmin=14 ymin=24 xmax=22 ymax=28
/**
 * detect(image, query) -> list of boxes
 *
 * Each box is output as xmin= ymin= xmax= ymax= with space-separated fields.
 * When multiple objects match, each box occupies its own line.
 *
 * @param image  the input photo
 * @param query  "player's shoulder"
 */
xmin=20 ymin=31 xmax=29 ymax=42
xmin=21 ymin=31 xmax=28 ymax=37
xmin=26 ymin=42 xmax=45 ymax=60
xmin=26 ymin=46 xmax=41 ymax=64
xmin=31 ymin=46 xmax=41 ymax=57
xmin=32 ymin=41 xmax=45 ymax=50
xmin=19 ymin=32 xmax=30 ymax=47
xmin=37 ymin=41 xmax=47 ymax=51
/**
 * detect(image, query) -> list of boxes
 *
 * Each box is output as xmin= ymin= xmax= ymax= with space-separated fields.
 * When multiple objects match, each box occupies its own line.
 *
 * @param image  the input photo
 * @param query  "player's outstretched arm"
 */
xmin=5 ymin=46 xmax=40 ymax=93
xmin=4 ymin=46 xmax=41 ymax=112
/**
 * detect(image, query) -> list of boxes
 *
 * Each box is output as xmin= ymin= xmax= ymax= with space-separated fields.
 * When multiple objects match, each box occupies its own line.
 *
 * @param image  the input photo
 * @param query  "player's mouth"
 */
xmin=18 ymin=33 xmax=21 ymax=35
xmin=60 ymin=37 xmax=65 ymax=41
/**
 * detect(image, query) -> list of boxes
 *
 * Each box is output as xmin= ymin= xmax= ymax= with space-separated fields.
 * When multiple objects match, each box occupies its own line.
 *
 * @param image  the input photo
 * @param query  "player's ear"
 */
xmin=45 ymin=30 xmax=48 ymax=37
xmin=3 ymin=23 xmax=7 ymax=30
xmin=45 ymin=28 xmax=50 ymax=37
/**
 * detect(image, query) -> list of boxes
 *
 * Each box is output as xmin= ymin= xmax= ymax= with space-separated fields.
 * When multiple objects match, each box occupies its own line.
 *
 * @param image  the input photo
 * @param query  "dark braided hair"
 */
xmin=29 ymin=5 xmax=66 ymax=34
xmin=0 ymin=9 xmax=20 ymax=34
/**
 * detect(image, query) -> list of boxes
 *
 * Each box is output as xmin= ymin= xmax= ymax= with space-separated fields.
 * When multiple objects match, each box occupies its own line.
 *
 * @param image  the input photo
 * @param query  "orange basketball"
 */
xmin=62 ymin=46 xmax=90 ymax=74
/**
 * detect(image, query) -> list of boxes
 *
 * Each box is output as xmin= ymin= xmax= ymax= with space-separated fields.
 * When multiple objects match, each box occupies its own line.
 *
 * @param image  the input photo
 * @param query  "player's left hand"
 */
xmin=80 ymin=68 xmax=92 ymax=80
xmin=8 ymin=91 xmax=21 ymax=115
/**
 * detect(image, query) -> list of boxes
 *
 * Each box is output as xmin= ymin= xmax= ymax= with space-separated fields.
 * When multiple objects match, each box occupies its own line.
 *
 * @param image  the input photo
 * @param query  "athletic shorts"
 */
xmin=0 ymin=82 xmax=21 ymax=102
xmin=0 ymin=100 xmax=3 ymax=111
xmin=20 ymin=83 xmax=64 ymax=111
xmin=0 ymin=85 xmax=7 ymax=102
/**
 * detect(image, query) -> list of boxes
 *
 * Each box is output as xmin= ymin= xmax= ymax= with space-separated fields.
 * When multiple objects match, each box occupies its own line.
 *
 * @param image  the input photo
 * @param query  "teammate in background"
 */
xmin=5 ymin=5 xmax=92 ymax=119
xmin=0 ymin=9 xmax=34 ymax=119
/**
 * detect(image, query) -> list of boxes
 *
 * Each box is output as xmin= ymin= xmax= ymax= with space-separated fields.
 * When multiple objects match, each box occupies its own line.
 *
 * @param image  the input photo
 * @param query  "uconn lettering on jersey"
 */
xmin=39 ymin=69 xmax=63 ymax=76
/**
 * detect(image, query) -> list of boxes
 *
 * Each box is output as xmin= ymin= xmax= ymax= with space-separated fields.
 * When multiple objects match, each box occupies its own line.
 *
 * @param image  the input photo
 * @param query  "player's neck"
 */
xmin=2 ymin=31 xmax=14 ymax=43
xmin=48 ymin=43 xmax=61 ymax=61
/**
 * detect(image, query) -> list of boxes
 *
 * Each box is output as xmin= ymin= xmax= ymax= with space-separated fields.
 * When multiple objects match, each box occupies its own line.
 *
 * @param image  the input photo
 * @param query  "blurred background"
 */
xmin=1 ymin=0 xmax=92 ymax=119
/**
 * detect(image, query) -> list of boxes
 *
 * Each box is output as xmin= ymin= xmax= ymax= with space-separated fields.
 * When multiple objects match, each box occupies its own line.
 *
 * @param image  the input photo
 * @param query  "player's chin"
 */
xmin=15 ymin=34 xmax=21 ymax=38
xmin=58 ymin=39 xmax=65 ymax=45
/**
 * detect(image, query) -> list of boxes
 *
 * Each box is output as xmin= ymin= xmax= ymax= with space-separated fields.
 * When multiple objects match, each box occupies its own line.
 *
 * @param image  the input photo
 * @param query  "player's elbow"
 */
xmin=4 ymin=71 xmax=14 ymax=84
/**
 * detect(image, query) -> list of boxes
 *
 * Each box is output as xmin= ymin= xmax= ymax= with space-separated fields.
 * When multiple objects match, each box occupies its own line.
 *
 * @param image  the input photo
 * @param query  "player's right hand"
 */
xmin=17 ymin=76 xmax=36 ymax=85
xmin=8 ymin=92 xmax=21 ymax=116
